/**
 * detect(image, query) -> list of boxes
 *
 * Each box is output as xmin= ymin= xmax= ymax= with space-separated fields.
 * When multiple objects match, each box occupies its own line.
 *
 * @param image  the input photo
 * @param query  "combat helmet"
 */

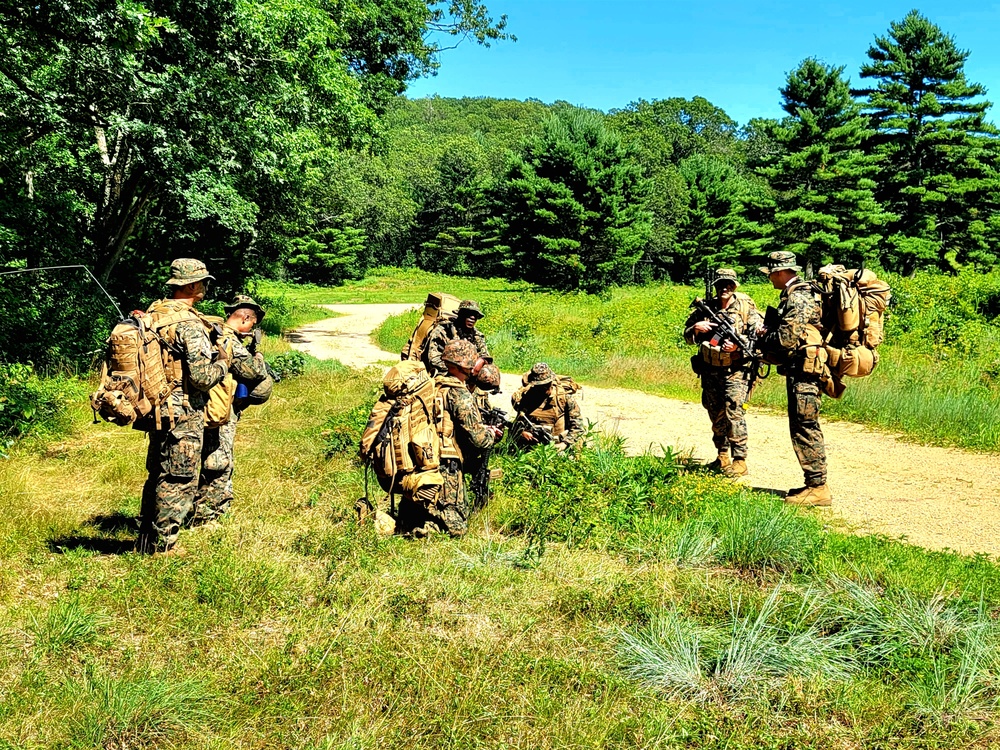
xmin=473 ymin=362 xmax=502 ymax=392
xmin=442 ymin=339 xmax=479 ymax=370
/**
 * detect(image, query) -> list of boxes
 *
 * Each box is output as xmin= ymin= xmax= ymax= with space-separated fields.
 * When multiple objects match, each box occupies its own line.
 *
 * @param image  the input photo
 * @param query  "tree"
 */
xmin=855 ymin=10 xmax=1000 ymax=273
xmin=490 ymin=110 xmax=652 ymax=292
xmin=761 ymin=58 xmax=889 ymax=275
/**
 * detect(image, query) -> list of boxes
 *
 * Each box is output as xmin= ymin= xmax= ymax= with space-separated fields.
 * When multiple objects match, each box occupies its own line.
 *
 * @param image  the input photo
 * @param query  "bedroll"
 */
xmin=816 ymin=265 xmax=892 ymax=379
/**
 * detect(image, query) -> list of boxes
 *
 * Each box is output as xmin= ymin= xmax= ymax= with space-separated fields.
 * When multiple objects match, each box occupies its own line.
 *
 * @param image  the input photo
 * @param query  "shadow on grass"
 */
xmin=47 ymin=512 xmax=138 ymax=555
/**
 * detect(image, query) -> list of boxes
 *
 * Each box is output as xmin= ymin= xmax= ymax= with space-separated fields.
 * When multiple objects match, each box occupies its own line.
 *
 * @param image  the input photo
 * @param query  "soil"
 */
xmin=291 ymin=303 xmax=1000 ymax=558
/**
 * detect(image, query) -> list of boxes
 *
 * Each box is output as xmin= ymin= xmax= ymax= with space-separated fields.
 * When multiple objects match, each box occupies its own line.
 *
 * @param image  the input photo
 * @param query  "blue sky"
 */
xmin=406 ymin=1 xmax=1000 ymax=126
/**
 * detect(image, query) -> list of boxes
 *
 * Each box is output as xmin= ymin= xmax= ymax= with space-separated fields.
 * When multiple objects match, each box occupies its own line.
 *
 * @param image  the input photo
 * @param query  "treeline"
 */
xmin=3 ymin=7 xmax=999 ymax=366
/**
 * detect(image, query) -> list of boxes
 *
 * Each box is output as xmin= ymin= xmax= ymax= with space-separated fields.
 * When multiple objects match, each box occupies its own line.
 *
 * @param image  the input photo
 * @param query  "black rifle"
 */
xmin=470 ymin=405 xmax=512 ymax=511
xmin=513 ymin=413 xmax=553 ymax=447
xmin=690 ymin=297 xmax=770 ymax=401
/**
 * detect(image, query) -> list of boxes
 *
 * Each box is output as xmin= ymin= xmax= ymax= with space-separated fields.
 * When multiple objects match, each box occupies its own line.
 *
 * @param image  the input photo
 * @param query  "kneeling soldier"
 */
xmin=511 ymin=363 xmax=584 ymax=451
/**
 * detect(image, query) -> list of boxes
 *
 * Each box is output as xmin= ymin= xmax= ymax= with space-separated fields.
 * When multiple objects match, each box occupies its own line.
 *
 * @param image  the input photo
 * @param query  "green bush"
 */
xmin=268 ymin=351 xmax=307 ymax=379
xmin=322 ymin=402 xmax=373 ymax=458
xmin=0 ymin=362 xmax=86 ymax=444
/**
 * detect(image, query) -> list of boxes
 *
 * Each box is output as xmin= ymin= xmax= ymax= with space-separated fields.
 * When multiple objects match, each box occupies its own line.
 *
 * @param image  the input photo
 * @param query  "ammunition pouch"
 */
xmin=699 ymin=341 xmax=738 ymax=368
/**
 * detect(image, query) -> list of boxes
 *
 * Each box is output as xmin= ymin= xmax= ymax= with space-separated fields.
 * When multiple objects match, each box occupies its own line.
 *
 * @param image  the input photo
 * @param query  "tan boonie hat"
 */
xmin=759 ymin=251 xmax=801 ymax=275
xmin=713 ymin=268 xmax=740 ymax=289
xmin=442 ymin=339 xmax=478 ymax=369
xmin=166 ymin=258 xmax=215 ymax=286
xmin=457 ymin=300 xmax=484 ymax=319
xmin=522 ymin=362 xmax=555 ymax=387
xmin=223 ymin=294 xmax=266 ymax=322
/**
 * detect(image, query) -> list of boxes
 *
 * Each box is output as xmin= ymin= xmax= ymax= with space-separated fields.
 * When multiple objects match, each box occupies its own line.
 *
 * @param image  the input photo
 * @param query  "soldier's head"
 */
xmin=224 ymin=295 xmax=266 ymax=334
xmin=759 ymin=251 xmax=801 ymax=290
xmin=442 ymin=339 xmax=479 ymax=381
xmin=471 ymin=359 xmax=501 ymax=394
xmin=166 ymin=258 xmax=215 ymax=303
xmin=522 ymin=362 xmax=555 ymax=390
xmin=456 ymin=300 xmax=484 ymax=330
xmin=713 ymin=268 xmax=739 ymax=301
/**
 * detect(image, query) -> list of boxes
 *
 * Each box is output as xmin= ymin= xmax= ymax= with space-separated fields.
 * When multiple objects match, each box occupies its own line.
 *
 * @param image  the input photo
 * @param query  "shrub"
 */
xmin=321 ymin=402 xmax=372 ymax=458
xmin=268 ymin=351 xmax=307 ymax=379
xmin=0 ymin=362 xmax=85 ymax=443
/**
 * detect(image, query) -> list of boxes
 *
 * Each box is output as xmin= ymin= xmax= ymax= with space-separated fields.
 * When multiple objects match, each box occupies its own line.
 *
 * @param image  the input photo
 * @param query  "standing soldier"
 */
xmin=398 ymin=339 xmax=501 ymax=537
xmin=190 ymin=295 xmax=271 ymax=527
xmin=759 ymin=251 xmax=832 ymax=507
xmin=684 ymin=269 xmax=762 ymax=477
xmin=425 ymin=299 xmax=490 ymax=376
xmin=136 ymin=259 xmax=228 ymax=554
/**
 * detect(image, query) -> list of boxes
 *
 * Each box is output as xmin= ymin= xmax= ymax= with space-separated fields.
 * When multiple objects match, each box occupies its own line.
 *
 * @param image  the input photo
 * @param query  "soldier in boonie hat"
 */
xmin=759 ymin=251 xmax=802 ymax=276
xmin=522 ymin=362 xmax=555 ymax=387
xmin=166 ymin=258 xmax=216 ymax=286
xmin=223 ymin=294 xmax=266 ymax=322
xmin=457 ymin=299 xmax=484 ymax=319
xmin=713 ymin=268 xmax=740 ymax=289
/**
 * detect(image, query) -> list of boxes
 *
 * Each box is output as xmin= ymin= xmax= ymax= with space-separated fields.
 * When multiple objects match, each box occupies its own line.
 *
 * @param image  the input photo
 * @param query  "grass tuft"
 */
xmin=28 ymin=595 xmax=106 ymax=656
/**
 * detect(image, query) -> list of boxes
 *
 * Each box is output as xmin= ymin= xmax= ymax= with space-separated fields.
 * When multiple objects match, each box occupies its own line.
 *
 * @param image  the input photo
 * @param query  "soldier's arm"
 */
xmin=562 ymin=396 xmax=585 ymax=445
xmin=426 ymin=327 xmax=448 ymax=375
xmin=746 ymin=301 xmax=764 ymax=335
xmin=776 ymin=290 xmax=813 ymax=351
xmin=229 ymin=336 xmax=266 ymax=383
xmin=683 ymin=308 xmax=706 ymax=345
xmin=449 ymin=388 xmax=495 ymax=451
xmin=177 ymin=321 xmax=227 ymax=392
xmin=475 ymin=329 xmax=491 ymax=359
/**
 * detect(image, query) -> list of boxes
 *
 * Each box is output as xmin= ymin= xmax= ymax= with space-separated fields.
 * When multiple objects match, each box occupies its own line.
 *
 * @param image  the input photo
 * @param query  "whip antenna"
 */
xmin=0 ymin=264 xmax=125 ymax=319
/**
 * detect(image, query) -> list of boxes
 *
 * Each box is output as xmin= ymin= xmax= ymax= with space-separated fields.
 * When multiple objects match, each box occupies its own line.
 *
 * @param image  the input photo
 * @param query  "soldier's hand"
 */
xmin=488 ymin=425 xmax=503 ymax=440
xmin=693 ymin=321 xmax=716 ymax=333
xmin=215 ymin=345 xmax=230 ymax=365
xmin=521 ymin=430 xmax=536 ymax=443
xmin=721 ymin=341 xmax=738 ymax=353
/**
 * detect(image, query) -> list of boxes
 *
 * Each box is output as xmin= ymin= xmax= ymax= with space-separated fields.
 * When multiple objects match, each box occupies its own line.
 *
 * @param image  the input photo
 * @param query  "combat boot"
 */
xmin=784 ymin=484 xmax=832 ymax=507
xmin=785 ymin=486 xmax=808 ymax=499
xmin=709 ymin=451 xmax=731 ymax=471
xmin=724 ymin=459 xmax=748 ymax=477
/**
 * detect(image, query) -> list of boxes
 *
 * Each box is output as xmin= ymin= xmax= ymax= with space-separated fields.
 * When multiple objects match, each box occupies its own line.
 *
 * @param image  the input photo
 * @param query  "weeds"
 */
xmin=27 ymin=595 xmax=106 ymax=656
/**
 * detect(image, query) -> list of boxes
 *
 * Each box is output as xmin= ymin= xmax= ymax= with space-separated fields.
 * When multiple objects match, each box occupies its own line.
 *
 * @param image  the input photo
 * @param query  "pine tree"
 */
xmin=761 ymin=58 xmax=888 ymax=276
xmin=855 ymin=10 xmax=1000 ymax=273
xmin=489 ymin=111 xmax=652 ymax=291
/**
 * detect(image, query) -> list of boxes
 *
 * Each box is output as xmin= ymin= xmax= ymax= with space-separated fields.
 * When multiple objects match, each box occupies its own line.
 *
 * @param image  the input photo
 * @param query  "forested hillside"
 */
xmin=4 ymin=7 xmax=1000 ymax=367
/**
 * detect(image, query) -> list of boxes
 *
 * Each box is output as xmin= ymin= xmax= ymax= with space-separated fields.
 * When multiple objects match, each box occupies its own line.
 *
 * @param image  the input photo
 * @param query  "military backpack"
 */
xmin=400 ymin=292 xmax=461 ymax=362
xmin=815 ymin=265 xmax=892 ymax=379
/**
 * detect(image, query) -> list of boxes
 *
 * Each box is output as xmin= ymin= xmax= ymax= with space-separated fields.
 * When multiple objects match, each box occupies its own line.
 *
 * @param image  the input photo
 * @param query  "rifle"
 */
xmin=469 ymin=405 xmax=512 ymax=511
xmin=690 ymin=297 xmax=770 ymax=401
xmin=513 ymin=413 xmax=553 ymax=447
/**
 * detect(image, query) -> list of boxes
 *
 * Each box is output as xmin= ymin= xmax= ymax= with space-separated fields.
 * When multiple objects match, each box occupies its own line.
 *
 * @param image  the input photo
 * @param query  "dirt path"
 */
xmin=292 ymin=304 xmax=1000 ymax=557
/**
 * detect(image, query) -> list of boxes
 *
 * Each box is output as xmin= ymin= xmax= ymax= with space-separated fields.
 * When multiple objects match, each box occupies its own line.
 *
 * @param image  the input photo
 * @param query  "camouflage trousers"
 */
xmin=138 ymin=411 xmax=205 ymax=552
xmin=191 ymin=412 xmax=239 ymax=524
xmin=701 ymin=368 xmax=749 ymax=459
xmin=396 ymin=460 xmax=470 ymax=537
xmin=786 ymin=375 xmax=827 ymax=487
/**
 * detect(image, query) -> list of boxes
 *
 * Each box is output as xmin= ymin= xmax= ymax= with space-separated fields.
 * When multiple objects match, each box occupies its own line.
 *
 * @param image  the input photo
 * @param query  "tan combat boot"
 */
xmin=710 ymin=451 xmax=732 ymax=471
xmin=784 ymin=484 xmax=832 ymax=507
xmin=724 ymin=459 xmax=748 ymax=477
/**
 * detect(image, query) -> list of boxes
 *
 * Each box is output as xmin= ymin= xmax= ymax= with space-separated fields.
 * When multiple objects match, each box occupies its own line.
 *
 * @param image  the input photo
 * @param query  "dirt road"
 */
xmin=291 ymin=304 xmax=1000 ymax=557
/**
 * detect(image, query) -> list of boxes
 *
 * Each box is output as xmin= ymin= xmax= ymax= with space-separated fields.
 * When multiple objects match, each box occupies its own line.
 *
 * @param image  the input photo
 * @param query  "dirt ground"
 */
xmin=291 ymin=303 xmax=1000 ymax=557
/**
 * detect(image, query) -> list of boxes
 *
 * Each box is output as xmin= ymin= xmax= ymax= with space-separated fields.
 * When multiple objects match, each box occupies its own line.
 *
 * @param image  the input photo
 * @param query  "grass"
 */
xmin=4 ymin=270 xmax=1000 ymax=746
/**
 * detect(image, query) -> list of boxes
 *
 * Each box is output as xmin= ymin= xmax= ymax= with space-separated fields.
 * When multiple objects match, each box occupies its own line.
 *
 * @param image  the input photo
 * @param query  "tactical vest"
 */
xmin=433 ymin=375 xmax=466 ymax=463
xmin=513 ymin=381 xmax=575 ymax=438
xmin=699 ymin=292 xmax=754 ymax=369
xmin=145 ymin=299 xmax=214 ymax=409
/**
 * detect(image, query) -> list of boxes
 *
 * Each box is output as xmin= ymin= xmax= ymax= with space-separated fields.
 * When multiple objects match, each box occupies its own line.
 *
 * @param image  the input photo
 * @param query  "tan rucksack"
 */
xmin=400 ymin=292 xmax=461 ymax=361
xmin=90 ymin=314 xmax=174 ymax=426
xmin=359 ymin=360 xmax=442 ymax=496
xmin=815 ymin=265 xmax=891 ymax=379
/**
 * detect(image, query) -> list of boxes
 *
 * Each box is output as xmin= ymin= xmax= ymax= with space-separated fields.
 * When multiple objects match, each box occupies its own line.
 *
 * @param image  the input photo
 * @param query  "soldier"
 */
xmin=136 ymin=259 xmax=229 ymax=554
xmin=190 ymin=295 xmax=271 ymax=527
xmin=683 ymin=268 xmax=763 ymax=477
xmin=398 ymin=339 xmax=501 ymax=537
xmin=511 ymin=363 xmax=585 ymax=451
xmin=759 ymin=251 xmax=832 ymax=507
xmin=425 ymin=299 xmax=491 ymax=376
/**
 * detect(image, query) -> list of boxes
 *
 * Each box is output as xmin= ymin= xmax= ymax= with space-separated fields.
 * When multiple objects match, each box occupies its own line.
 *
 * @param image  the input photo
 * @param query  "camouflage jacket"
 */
xmin=425 ymin=321 xmax=490 ymax=375
xmin=437 ymin=375 xmax=495 ymax=462
xmin=683 ymin=292 xmax=763 ymax=347
xmin=773 ymin=278 xmax=824 ymax=357
xmin=513 ymin=383 xmax=585 ymax=446
xmin=218 ymin=323 xmax=267 ymax=384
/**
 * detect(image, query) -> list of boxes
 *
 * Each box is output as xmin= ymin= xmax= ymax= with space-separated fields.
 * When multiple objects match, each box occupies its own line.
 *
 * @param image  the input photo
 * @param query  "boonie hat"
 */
xmin=223 ymin=294 xmax=266 ymax=322
xmin=166 ymin=258 xmax=215 ymax=286
xmin=759 ymin=251 xmax=802 ymax=275
xmin=522 ymin=362 xmax=555 ymax=387
xmin=457 ymin=300 xmax=484 ymax=319
xmin=713 ymin=268 xmax=740 ymax=289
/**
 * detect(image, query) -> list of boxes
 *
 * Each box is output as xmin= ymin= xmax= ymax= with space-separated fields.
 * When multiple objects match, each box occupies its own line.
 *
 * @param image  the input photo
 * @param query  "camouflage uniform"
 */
xmin=511 ymin=363 xmax=585 ymax=449
xmin=762 ymin=259 xmax=828 ymax=488
xmin=683 ymin=289 xmax=762 ymax=461
xmin=396 ymin=375 xmax=495 ymax=536
xmin=191 ymin=321 xmax=268 ymax=524
xmin=424 ymin=301 xmax=490 ymax=376
xmin=137 ymin=283 xmax=227 ymax=551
